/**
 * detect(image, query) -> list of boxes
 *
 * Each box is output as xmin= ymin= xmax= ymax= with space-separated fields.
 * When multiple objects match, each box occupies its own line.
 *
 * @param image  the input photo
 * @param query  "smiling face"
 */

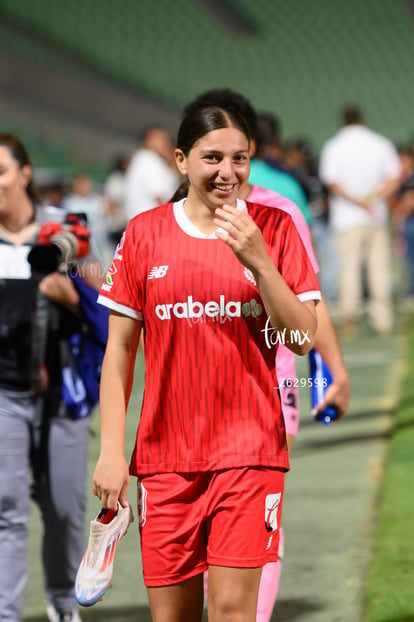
xmin=175 ymin=127 xmax=250 ymax=213
xmin=0 ymin=145 xmax=31 ymax=216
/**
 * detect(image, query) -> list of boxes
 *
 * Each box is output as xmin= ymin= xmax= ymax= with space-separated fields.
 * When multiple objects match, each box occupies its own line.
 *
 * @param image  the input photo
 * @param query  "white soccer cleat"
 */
xmin=75 ymin=502 xmax=133 ymax=607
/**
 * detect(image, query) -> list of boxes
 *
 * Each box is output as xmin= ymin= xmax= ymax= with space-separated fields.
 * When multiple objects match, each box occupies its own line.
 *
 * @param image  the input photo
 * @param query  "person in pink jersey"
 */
xmin=247 ymin=185 xmax=319 ymax=436
xmin=93 ymin=101 xmax=320 ymax=621
xmin=185 ymin=90 xmax=350 ymax=622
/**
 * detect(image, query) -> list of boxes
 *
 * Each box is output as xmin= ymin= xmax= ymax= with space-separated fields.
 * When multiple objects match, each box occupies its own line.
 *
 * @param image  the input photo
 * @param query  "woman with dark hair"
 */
xmin=0 ymin=133 xmax=41 ymax=203
xmin=103 ymin=153 xmax=131 ymax=249
xmin=91 ymin=104 xmax=320 ymax=621
xmin=0 ymin=134 xmax=104 ymax=622
xmin=183 ymin=89 xmax=350 ymax=622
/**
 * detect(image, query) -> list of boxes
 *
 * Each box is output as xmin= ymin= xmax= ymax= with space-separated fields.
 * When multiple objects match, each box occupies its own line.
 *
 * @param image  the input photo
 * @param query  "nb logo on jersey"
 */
xmin=148 ymin=265 xmax=169 ymax=280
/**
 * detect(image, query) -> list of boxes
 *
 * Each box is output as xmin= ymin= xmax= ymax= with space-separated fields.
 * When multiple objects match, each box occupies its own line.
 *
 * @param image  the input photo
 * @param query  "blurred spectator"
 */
xmin=283 ymin=138 xmax=316 ymax=202
xmin=103 ymin=153 xmax=130 ymax=249
xmin=284 ymin=138 xmax=340 ymax=303
xmin=392 ymin=145 xmax=414 ymax=297
xmin=124 ymin=125 xmax=179 ymax=219
xmin=319 ymin=105 xmax=401 ymax=335
xmin=62 ymin=173 xmax=110 ymax=266
xmin=249 ymin=113 xmax=312 ymax=225
xmin=37 ymin=180 xmax=68 ymax=210
xmin=397 ymin=144 xmax=414 ymax=181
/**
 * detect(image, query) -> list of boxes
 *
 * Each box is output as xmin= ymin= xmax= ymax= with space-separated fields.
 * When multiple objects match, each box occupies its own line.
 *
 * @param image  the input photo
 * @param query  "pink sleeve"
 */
xmin=285 ymin=206 xmax=319 ymax=273
xmin=248 ymin=185 xmax=319 ymax=273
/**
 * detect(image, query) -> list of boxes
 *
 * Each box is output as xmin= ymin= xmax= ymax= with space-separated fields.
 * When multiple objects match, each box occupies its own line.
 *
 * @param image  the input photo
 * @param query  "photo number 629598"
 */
xmin=276 ymin=377 xmax=328 ymax=389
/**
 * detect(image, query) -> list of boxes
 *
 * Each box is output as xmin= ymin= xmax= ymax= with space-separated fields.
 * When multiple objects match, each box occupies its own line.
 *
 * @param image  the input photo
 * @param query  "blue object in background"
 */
xmin=308 ymin=348 xmax=339 ymax=425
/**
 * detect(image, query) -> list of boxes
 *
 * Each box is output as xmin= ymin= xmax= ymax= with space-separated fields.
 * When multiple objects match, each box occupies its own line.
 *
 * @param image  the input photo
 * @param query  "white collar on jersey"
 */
xmin=173 ymin=197 xmax=247 ymax=239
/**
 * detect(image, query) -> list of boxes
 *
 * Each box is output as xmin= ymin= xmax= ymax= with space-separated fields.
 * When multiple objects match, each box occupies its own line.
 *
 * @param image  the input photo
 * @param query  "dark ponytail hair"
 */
xmin=0 ymin=133 xmax=40 ymax=205
xmin=170 ymin=104 xmax=251 ymax=202
xmin=170 ymin=180 xmax=190 ymax=203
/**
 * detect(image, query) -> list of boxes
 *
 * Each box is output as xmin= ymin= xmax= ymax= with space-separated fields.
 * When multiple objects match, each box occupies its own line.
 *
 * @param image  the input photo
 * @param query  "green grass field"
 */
xmin=361 ymin=314 xmax=414 ymax=622
xmin=22 ymin=310 xmax=414 ymax=621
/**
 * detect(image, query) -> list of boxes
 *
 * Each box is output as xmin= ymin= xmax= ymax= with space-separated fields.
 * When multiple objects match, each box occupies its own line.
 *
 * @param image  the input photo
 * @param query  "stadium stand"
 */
xmin=1 ymin=0 xmax=414 ymax=175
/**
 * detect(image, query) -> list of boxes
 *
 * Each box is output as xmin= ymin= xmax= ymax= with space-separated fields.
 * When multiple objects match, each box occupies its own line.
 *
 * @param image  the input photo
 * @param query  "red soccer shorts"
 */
xmin=137 ymin=467 xmax=284 ymax=587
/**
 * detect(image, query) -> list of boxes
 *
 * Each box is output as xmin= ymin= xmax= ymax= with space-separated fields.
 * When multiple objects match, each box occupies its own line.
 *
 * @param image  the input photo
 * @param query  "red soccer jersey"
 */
xmin=98 ymin=199 xmax=321 ymax=475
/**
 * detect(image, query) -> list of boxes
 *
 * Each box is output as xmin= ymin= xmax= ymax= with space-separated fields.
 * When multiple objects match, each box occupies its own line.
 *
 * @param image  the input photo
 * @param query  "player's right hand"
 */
xmin=92 ymin=452 xmax=130 ymax=511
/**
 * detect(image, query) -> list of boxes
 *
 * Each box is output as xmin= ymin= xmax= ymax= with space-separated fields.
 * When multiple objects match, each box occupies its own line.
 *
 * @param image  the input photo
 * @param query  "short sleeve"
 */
xmin=276 ymin=213 xmax=321 ymax=304
xmin=97 ymin=219 xmax=146 ymax=320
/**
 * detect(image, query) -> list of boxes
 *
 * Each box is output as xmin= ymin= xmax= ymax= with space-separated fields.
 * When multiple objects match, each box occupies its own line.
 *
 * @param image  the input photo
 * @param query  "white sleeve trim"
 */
xmin=97 ymin=295 xmax=143 ymax=320
xmin=297 ymin=290 xmax=321 ymax=303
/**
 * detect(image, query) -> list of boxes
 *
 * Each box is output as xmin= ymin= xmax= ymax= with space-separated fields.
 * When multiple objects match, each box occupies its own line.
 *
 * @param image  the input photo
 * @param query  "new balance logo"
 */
xmin=148 ymin=265 xmax=169 ymax=280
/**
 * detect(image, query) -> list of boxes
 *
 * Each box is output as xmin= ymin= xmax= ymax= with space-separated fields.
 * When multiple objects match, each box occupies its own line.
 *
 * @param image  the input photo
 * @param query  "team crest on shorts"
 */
xmin=264 ymin=493 xmax=281 ymax=532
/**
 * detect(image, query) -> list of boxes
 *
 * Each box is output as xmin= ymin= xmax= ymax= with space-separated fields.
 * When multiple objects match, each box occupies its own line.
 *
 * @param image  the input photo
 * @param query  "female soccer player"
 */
xmin=185 ymin=88 xmax=350 ymax=622
xmin=93 ymin=102 xmax=321 ymax=621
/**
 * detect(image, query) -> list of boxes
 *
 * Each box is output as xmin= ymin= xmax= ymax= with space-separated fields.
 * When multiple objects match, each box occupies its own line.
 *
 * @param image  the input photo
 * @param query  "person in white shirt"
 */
xmin=62 ymin=172 xmax=110 ymax=266
xmin=319 ymin=105 xmax=401 ymax=335
xmin=103 ymin=153 xmax=131 ymax=251
xmin=124 ymin=125 xmax=179 ymax=220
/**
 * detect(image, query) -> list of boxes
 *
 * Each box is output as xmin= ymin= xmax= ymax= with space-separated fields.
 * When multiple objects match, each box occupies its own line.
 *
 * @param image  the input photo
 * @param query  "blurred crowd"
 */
xmin=34 ymin=111 xmax=414 ymax=336
xmin=35 ymin=125 xmax=181 ymax=268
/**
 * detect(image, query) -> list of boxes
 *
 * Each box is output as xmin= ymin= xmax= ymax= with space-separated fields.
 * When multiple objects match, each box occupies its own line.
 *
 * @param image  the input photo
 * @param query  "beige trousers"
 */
xmin=335 ymin=225 xmax=393 ymax=332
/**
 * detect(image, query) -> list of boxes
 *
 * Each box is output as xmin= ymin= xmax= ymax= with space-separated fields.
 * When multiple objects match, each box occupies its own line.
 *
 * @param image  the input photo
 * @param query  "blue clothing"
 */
xmin=249 ymin=159 xmax=312 ymax=225
xmin=404 ymin=215 xmax=414 ymax=295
